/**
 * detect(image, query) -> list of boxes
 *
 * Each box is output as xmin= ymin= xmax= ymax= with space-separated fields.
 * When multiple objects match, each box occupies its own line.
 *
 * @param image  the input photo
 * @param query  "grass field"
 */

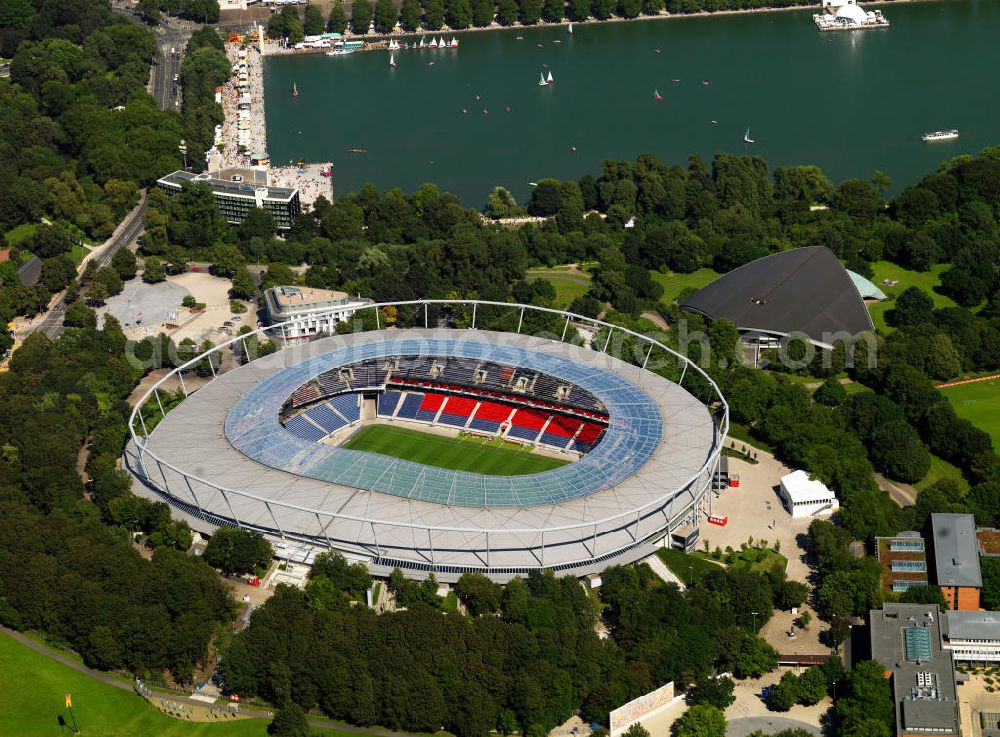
xmin=650 ymin=268 xmax=721 ymax=307
xmin=3 ymin=223 xmax=38 ymax=246
xmin=939 ymin=378 xmax=1000 ymax=451
xmin=867 ymin=261 xmax=958 ymax=333
xmin=655 ymin=548 xmax=724 ymax=585
xmin=0 ymin=632 xmax=279 ymax=737
xmin=525 ymin=267 xmax=592 ymax=309
xmin=914 ymin=453 xmax=970 ymax=496
xmin=342 ymin=424 xmax=569 ymax=475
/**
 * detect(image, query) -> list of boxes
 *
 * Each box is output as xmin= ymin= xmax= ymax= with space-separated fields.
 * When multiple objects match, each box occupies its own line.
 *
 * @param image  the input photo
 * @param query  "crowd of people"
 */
xmin=217 ymin=43 xmax=268 ymax=170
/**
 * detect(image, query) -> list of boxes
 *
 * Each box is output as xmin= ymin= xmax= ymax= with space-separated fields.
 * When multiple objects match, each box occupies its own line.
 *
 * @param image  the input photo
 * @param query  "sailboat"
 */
xmin=546 ymin=70 xmax=554 ymax=84
xmin=744 ymin=126 xmax=754 ymax=144
xmin=389 ymin=52 xmax=396 ymax=67
xmin=654 ymin=89 xmax=662 ymax=101
xmin=450 ymin=37 xmax=459 ymax=47
xmin=418 ymin=36 xmax=426 ymax=48
xmin=292 ymin=81 xmax=298 ymax=97
xmin=538 ymin=71 xmax=547 ymax=86
xmin=568 ymin=22 xmax=573 ymax=33
xmin=429 ymin=37 xmax=438 ymax=48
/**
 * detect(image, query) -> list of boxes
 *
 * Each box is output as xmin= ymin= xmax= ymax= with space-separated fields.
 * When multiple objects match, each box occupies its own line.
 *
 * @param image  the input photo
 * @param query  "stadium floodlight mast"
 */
xmin=125 ymin=300 xmax=729 ymax=580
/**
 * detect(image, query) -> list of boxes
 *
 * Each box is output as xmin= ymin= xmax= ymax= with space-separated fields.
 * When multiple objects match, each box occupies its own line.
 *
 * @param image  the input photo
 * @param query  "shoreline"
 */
xmin=259 ymin=0 xmax=941 ymax=56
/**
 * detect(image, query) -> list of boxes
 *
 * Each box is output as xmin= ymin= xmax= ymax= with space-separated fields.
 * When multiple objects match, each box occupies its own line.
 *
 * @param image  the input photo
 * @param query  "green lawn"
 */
xmin=914 ymin=452 xmax=970 ymax=496
xmin=69 ymin=243 xmax=91 ymax=264
xmin=526 ymin=267 xmax=592 ymax=309
xmin=0 ymin=631 xmax=278 ymax=737
xmin=939 ymin=377 xmax=1000 ymax=451
xmin=3 ymin=223 xmax=38 ymax=246
xmin=342 ymin=424 xmax=569 ymax=475
xmin=655 ymin=548 xmax=724 ymax=585
xmin=650 ymin=268 xmax=721 ymax=306
xmin=867 ymin=261 xmax=957 ymax=333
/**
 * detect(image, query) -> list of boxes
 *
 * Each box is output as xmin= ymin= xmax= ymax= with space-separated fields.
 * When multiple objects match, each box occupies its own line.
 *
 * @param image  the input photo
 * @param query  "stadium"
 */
xmin=126 ymin=301 xmax=727 ymax=582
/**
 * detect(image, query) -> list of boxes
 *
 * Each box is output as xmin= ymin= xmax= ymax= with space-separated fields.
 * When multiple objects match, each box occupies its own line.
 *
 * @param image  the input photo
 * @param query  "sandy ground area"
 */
xmin=270 ymin=163 xmax=335 ymax=208
xmin=958 ymin=671 xmax=1000 ymax=737
xmin=725 ymin=670 xmax=829 ymax=735
xmin=164 ymin=272 xmax=251 ymax=345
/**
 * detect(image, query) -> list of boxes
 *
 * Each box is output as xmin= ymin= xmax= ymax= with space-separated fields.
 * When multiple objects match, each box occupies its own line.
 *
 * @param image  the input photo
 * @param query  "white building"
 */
xmin=778 ymin=470 xmax=839 ymax=518
xmin=264 ymin=286 xmax=370 ymax=342
xmin=941 ymin=611 xmax=1000 ymax=664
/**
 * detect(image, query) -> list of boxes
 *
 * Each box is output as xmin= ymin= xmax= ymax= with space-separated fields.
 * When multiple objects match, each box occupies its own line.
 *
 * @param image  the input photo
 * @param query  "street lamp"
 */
xmin=179 ymin=138 xmax=188 ymax=169
xmin=751 ymin=611 xmax=760 ymax=632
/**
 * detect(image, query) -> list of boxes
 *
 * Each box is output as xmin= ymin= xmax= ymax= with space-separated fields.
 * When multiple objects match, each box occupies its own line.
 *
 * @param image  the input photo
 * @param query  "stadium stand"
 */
xmin=467 ymin=400 xmax=511 ymax=433
xmin=285 ymin=415 xmax=327 ymax=442
xmin=572 ymin=423 xmax=605 ymax=452
xmin=507 ymin=408 xmax=547 ymax=443
xmin=377 ymin=391 xmax=403 ymax=418
xmin=395 ymin=392 xmax=424 ymax=420
xmin=304 ymin=403 xmax=347 ymax=434
xmin=437 ymin=395 xmax=477 ymax=427
xmin=329 ymin=394 xmax=360 ymax=422
xmin=416 ymin=393 xmax=446 ymax=422
xmin=290 ymin=384 xmax=320 ymax=408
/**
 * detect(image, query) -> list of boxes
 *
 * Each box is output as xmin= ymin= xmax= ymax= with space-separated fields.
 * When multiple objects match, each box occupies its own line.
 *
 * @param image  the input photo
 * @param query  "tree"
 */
xmin=567 ymin=0 xmax=589 ymax=19
xmin=899 ymin=585 xmax=948 ymax=610
xmin=541 ymin=0 xmax=564 ymax=21
xmin=27 ymin=223 xmax=74 ymax=258
xmin=623 ymin=725 xmax=649 ymax=737
xmin=137 ymin=0 xmax=161 ymax=23
xmin=328 ymin=1 xmax=349 ymax=32
xmin=795 ymin=667 xmax=828 ymax=706
xmin=303 ymin=2 xmax=326 ymax=34
xmin=519 ymin=0 xmax=542 ymax=24
xmin=423 ymin=0 xmax=445 ymax=28
xmin=63 ymin=301 xmax=97 ymax=328
xmin=446 ymin=0 xmax=473 ymax=28
xmin=870 ymin=420 xmax=931 ymax=483
xmin=40 ymin=255 xmax=76 ymax=293
xmin=688 ymin=675 xmax=735 ymax=710
xmin=471 ymin=0 xmax=494 ymax=26
xmin=982 ymin=557 xmax=1000 ymax=610
xmin=143 ymin=256 xmax=166 ymax=283
xmin=352 ymin=0 xmax=373 ymax=32
xmin=886 ymin=287 xmax=934 ymax=328
xmin=86 ymin=281 xmax=109 ymax=306
xmin=496 ymin=0 xmax=518 ymax=23
xmin=111 ymin=248 xmax=138 ymax=281
xmin=766 ymin=672 xmax=799 ymax=712
xmin=269 ymin=703 xmax=310 ymax=737
xmin=813 ymin=376 xmax=847 ymax=406
xmin=238 ymin=207 xmax=277 ymax=242
xmin=455 ymin=573 xmax=502 ymax=615
xmin=375 ymin=0 xmax=399 ymax=32
xmin=230 ymin=267 xmax=256 ymax=300
xmin=400 ymin=0 xmax=423 ymax=29
xmin=672 ymin=704 xmax=726 ymax=737
xmin=617 ymin=0 xmax=641 ymax=18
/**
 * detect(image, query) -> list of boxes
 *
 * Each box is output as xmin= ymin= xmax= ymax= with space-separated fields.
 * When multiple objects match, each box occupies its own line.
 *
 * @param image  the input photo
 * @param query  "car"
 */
xmin=173 ymin=73 xmax=179 ymax=83
xmin=233 ymin=315 xmax=242 ymax=321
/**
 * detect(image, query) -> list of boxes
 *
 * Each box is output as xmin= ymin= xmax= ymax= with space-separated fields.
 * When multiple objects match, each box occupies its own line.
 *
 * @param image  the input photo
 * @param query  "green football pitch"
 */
xmin=341 ymin=424 xmax=569 ymax=475
xmin=939 ymin=378 xmax=1000 ymax=450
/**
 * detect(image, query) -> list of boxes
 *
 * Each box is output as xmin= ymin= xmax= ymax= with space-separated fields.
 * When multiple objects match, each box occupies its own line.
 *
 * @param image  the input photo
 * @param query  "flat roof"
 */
xmin=869 ymin=603 xmax=959 ymax=735
xmin=931 ymin=513 xmax=983 ymax=588
xmin=780 ymin=469 xmax=836 ymax=502
xmin=681 ymin=246 xmax=874 ymax=348
xmin=943 ymin=610 xmax=1000 ymax=641
xmin=157 ymin=170 xmax=298 ymax=203
xmin=267 ymin=285 xmax=352 ymax=311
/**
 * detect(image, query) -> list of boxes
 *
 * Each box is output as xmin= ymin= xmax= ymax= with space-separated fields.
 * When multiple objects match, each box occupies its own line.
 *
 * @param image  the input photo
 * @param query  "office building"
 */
xmin=156 ymin=169 xmax=301 ymax=230
xmin=877 ymin=532 xmax=929 ymax=593
xmin=931 ymin=514 xmax=982 ymax=611
xmin=264 ymin=286 xmax=370 ymax=342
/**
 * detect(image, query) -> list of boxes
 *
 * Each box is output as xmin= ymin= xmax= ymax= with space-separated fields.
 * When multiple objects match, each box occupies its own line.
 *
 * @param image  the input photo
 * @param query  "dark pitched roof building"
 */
xmin=680 ymin=246 xmax=874 ymax=348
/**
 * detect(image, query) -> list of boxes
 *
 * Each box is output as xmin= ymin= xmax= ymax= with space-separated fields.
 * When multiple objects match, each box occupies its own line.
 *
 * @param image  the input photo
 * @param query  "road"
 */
xmin=150 ymin=20 xmax=191 ymax=111
xmin=32 ymin=194 xmax=148 ymax=340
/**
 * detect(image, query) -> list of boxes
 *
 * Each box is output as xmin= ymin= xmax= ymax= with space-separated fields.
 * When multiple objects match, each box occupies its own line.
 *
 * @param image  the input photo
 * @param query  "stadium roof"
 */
xmin=681 ymin=246 xmax=875 ymax=348
xmin=847 ymin=269 xmax=888 ymax=300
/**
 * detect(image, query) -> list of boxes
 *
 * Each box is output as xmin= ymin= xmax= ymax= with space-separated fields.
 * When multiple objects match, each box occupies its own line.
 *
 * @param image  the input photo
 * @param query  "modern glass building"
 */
xmin=156 ymin=169 xmax=301 ymax=230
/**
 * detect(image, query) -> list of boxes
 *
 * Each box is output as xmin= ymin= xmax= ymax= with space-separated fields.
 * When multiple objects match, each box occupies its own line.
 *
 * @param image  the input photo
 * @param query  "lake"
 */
xmin=263 ymin=0 xmax=1000 ymax=207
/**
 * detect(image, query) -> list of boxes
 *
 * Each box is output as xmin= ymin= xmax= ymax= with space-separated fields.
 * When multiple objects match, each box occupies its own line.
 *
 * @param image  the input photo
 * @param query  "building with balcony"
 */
xmin=264 ymin=286 xmax=371 ymax=342
xmin=156 ymin=169 xmax=301 ymax=230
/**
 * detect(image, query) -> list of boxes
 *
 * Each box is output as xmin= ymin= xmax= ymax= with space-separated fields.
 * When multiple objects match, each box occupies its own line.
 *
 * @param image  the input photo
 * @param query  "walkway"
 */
xmin=641 ymin=552 xmax=685 ymax=590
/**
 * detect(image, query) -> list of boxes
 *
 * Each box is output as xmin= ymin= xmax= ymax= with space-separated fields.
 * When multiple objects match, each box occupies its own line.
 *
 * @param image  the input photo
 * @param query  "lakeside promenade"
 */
xmin=215 ymin=37 xmax=333 ymax=208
